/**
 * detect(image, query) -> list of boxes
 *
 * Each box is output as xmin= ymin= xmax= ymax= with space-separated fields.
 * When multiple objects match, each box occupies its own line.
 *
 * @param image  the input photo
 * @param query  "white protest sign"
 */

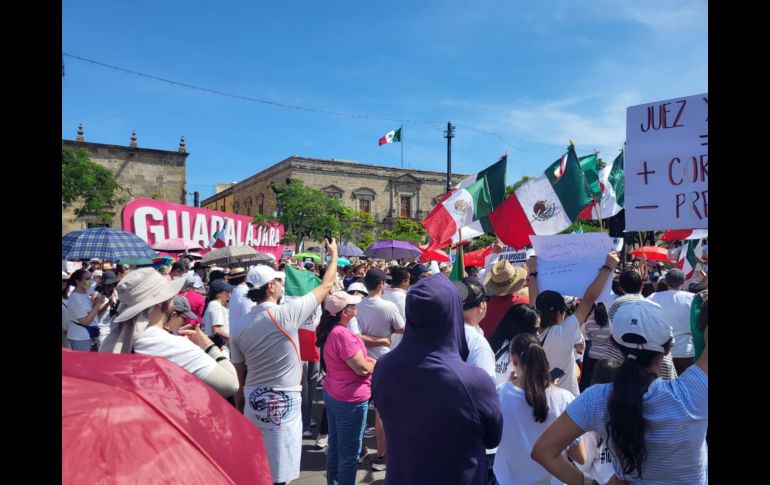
xmin=530 ymin=233 xmax=613 ymax=302
xmin=625 ymin=93 xmax=708 ymax=231
xmin=65 ymin=261 xmax=83 ymax=274
xmin=495 ymin=246 xmax=529 ymax=267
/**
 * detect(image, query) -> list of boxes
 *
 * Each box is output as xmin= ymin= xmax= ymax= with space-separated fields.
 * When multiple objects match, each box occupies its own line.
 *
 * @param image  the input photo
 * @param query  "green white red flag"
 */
xmin=378 ymin=128 xmax=401 ymax=145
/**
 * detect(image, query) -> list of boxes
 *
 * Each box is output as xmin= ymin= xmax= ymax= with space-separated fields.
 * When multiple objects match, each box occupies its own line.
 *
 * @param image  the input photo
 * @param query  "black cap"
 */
xmin=410 ymin=264 xmax=430 ymax=279
xmin=101 ymin=271 xmax=119 ymax=286
xmin=209 ymin=279 xmax=234 ymax=295
xmin=364 ymin=268 xmax=387 ymax=289
xmin=452 ymin=278 xmax=489 ymax=310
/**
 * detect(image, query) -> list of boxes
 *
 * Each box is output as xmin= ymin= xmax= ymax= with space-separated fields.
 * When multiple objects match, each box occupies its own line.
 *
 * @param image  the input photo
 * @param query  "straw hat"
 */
xmin=114 ymin=268 xmax=186 ymax=323
xmin=483 ymin=259 xmax=527 ymax=296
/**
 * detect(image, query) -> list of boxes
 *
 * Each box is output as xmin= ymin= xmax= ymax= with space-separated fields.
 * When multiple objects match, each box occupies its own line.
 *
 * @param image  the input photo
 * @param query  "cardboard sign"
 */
xmin=530 ymin=233 xmax=613 ymax=301
xmin=625 ymin=93 xmax=708 ymax=231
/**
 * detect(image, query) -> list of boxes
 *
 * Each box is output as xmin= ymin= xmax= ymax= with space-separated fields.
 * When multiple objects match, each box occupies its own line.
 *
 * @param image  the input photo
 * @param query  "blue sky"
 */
xmin=62 ymin=1 xmax=707 ymax=202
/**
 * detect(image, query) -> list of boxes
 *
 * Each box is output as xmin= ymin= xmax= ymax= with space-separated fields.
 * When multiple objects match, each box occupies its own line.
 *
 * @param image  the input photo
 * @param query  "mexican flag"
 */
xmin=449 ymin=243 xmax=465 ymax=281
xmin=284 ymin=265 xmax=322 ymax=362
xmin=578 ymin=153 xmax=602 ymax=199
xmin=488 ymin=145 xmax=594 ymax=250
xmin=661 ymin=229 xmax=708 ymax=242
xmin=379 ymin=128 xmax=402 ymax=145
xmin=423 ymin=155 xmax=507 ymax=248
xmin=675 ymin=239 xmax=704 ymax=281
xmin=578 ymin=150 xmax=625 ymax=220
xmin=208 ymin=227 xmax=227 ymax=248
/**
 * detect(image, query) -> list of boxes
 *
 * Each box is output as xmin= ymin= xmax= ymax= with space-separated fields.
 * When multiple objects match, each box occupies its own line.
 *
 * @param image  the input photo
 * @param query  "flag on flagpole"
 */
xmin=578 ymin=153 xmax=602 ymax=200
xmin=488 ymin=144 xmax=594 ymax=249
xmin=578 ymin=150 xmax=625 ymax=220
xmin=675 ymin=239 xmax=704 ymax=281
xmin=208 ymin=227 xmax=227 ymax=248
xmin=283 ymin=265 xmax=322 ymax=361
xmin=423 ymin=179 xmax=492 ymax=250
xmin=378 ymin=128 xmax=402 ymax=145
xmin=422 ymin=155 xmax=507 ymax=248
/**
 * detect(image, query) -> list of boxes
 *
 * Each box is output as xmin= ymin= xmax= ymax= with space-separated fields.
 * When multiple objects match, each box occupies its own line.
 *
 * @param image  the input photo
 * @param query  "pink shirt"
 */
xmin=323 ymin=325 xmax=372 ymax=403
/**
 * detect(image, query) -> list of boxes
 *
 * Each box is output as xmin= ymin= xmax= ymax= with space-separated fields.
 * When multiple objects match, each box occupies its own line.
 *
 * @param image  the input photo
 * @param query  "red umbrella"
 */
xmin=62 ymin=349 xmax=272 ymax=485
xmin=419 ymin=246 xmax=451 ymax=263
xmin=630 ymin=246 xmax=673 ymax=263
xmin=464 ymin=246 xmax=494 ymax=267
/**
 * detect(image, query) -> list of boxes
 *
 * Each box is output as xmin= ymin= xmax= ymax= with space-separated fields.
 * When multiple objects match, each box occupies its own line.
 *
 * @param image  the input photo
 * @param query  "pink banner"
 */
xmin=121 ymin=199 xmax=292 ymax=261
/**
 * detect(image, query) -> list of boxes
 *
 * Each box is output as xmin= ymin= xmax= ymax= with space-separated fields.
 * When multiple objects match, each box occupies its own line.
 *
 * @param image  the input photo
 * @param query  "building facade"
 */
xmin=62 ymin=127 xmax=189 ymax=234
xmin=200 ymin=156 xmax=466 ymax=229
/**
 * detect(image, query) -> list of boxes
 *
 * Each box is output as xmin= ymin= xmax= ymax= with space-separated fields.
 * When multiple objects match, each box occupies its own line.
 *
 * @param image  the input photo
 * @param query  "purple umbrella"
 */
xmin=363 ymin=240 xmax=422 ymax=260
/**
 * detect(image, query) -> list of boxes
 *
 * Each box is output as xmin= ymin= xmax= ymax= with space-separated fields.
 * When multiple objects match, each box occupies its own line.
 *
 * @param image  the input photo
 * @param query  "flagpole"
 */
xmin=401 ymin=124 xmax=404 ymax=168
xmin=458 ymin=227 xmax=465 ymax=279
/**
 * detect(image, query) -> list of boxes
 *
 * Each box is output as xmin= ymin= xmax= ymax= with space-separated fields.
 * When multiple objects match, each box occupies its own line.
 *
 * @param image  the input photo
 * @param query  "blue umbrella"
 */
xmin=62 ymin=228 xmax=157 ymax=262
xmin=337 ymin=242 xmax=364 ymax=257
xmin=326 ymin=256 xmax=352 ymax=267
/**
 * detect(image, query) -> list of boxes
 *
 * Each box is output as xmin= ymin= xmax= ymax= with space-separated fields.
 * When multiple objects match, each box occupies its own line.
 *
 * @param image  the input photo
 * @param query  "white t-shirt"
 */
xmin=348 ymin=316 xmax=361 ymax=334
xmin=494 ymin=381 xmax=576 ymax=485
xmin=648 ymin=290 xmax=695 ymax=358
xmin=202 ymin=300 xmax=230 ymax=336
xmin=65 ymin=293 xmax=96 ymax=341
xmin=133 ymin=327 xmax=217 ymax=380
xmin=229 ymin=283 xmax=255 ymax=328
xmin=575 ymin=431 xmax=616 ymax=485
xmin=230 ymin=293 xmax=318 ymax=391
xmin=538 ymin=315 xmax=581 ymax=397
xmin=382 ymin=287 xmax=407 ymax=350
xmin=464 ymin=324 xmax=496 ymax=381
xmin=355 ymin=296 xmax=406 ymax=359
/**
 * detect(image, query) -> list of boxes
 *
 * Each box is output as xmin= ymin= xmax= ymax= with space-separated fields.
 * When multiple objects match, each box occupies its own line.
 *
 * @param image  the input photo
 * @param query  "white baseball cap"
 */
xmin=247 ymin=265 xmax=286 ymax=289
xmin=611 ymin=299 xmax=673 ymax=354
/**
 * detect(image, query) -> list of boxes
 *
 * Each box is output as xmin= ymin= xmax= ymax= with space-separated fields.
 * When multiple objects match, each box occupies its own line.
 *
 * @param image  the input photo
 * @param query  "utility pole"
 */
xmin=444 ymin=121 xmax=455 ymax=192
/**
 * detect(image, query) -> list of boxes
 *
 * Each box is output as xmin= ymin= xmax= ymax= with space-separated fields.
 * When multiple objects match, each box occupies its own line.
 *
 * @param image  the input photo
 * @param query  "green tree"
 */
xmin=380 ymin=218 xmax=426 ymax=243
xmin=252 ymin=180 xmax=355 ymax=248
xmin=506 ymin=175 xmax=532 ymax=196
xmin=468 ymin=233 xmax=497 ymax=251
xmin=357 ymin=231 xmax=377 ymax=250
xmin=62 ymin=144 xmax=125 ymax=221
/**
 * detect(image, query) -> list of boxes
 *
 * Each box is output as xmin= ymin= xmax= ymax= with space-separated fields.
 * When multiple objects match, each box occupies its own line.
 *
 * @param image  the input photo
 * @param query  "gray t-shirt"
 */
xmin=355 ymin=296 xmax=406 ymax=359
xmin=230 ymin=293 xmax=318 ymax=391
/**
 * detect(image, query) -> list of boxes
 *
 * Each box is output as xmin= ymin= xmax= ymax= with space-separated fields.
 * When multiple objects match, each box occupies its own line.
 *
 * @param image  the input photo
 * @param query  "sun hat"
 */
xmin=483 ymin=259 xmax=527 ymax=296
xmin=324 ymin=291 xmax=363 ymax=316
xmin=228 ymin=267 xmax=247 ymax=279
xmin=610 ymin=299 xmax=673 ymax=354
xmin=247 ymin=265 xmax=286 ymax=289
xmin=347 ymin=282 xmax=369 ymax=296
xmin=114 ymin=268 xmax=186 ymax=323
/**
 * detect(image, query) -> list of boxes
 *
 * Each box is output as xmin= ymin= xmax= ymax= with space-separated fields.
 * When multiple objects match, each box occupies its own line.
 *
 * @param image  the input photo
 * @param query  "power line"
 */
xmin=63 ymin=53 xmax=556 ymax=153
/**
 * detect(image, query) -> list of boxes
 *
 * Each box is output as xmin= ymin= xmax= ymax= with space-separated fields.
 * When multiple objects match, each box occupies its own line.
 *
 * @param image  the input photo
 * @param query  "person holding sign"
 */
xmin=527 ymin=251 xmax=620 ymax=397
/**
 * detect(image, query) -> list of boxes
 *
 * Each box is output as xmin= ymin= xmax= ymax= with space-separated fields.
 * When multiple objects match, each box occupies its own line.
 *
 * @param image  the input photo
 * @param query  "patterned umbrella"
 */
xmin=62 ymin=228 xmax=157 ymax=262
xmin=337 ymin=242 xmax=364 ymax=257
xmin=363 ymin=240 xmax=422 ymax=260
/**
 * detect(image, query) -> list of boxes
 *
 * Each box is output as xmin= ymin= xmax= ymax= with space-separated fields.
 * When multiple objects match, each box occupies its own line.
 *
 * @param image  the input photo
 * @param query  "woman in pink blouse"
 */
xmin=316 ymin=291 xmax=376 ymax=485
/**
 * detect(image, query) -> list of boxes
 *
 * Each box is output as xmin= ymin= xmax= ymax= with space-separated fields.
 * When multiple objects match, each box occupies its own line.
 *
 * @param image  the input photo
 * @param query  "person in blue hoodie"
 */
xmin=371 ymin=274 xmax=503 ymax=485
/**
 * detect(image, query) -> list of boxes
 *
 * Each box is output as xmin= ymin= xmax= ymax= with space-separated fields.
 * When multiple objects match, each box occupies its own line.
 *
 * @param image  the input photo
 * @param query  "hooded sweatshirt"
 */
xmin=371 ymin=274 xmax=503 ymax=485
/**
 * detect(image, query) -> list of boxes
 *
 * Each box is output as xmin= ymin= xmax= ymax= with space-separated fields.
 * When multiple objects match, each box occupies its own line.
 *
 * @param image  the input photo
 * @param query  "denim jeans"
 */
xmin=69 ymin=339 xmax=91 ymax=352
xmin=323 ymin=388 xmax=368 ymax=485
xmin=301 ymin=361 xmax=320 ymax=430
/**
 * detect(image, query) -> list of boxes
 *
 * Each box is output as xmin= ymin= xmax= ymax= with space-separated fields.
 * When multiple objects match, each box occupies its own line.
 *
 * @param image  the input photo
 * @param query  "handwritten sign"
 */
xmin=530 ymin=233 xmax=613 ymax=302
xmin=625 ymin=93 xmax=708 ymax=231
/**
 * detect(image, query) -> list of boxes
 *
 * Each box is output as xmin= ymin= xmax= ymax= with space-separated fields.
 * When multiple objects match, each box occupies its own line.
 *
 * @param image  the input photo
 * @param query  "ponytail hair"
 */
xmin=606 ymin=337 xmax=672 ymax=479
xmin=510 ymin=333 xmax=550 ymax=423
xmin=63 ymin=270 xmax=87 ymax=299
xmin=316 ymin=308 xmax=343 ymax=372
xmin=535 ymin=290 xmax=567 ymax=330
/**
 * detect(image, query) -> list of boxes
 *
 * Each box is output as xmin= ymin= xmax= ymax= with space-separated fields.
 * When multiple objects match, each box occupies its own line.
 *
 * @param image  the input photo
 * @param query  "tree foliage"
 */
xmin=62 ymin=144 xmax=125 ymax=221
xmin=380 ymin=218 xmax=426 ymax=243
xmin=254 ymin=180 xmax=356 ymax=247
xmin=468 ymin=233 xmax=497 ymax=251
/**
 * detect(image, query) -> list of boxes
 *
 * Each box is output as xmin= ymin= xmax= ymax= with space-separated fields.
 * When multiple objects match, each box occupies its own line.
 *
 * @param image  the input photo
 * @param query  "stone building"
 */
xmin=62 ymin=125 xmax=189 ymax=234
xmin=200 ymin=156 xmax=466 ymax=229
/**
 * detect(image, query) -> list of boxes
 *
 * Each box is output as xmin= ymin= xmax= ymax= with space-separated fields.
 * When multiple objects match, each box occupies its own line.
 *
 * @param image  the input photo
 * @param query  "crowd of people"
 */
xmin=61 ymin=236 xmax=708 ymax=485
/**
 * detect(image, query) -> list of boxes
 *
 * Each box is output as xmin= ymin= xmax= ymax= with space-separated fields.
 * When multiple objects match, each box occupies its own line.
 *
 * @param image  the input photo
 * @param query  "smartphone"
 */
xmin=324 ymin=228 xmax=333 ymax=243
